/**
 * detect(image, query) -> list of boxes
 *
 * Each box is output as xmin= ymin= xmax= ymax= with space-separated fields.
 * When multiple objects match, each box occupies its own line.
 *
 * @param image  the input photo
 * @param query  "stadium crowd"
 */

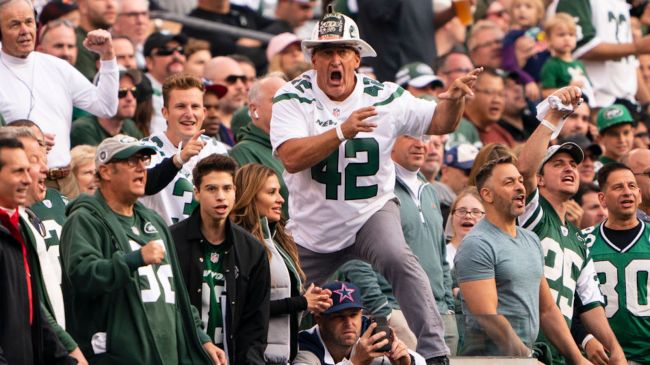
xmin=2 ymin=0 xmax=650 ymax=364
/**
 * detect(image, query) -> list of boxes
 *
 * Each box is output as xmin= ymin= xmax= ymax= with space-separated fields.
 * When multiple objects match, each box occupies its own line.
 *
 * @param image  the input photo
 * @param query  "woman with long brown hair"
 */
xmin=232 ymin=163 xmax=331 ymax=364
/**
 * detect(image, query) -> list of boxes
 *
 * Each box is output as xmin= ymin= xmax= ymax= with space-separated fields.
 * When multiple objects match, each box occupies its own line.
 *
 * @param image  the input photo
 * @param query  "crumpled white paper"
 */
xmin=536 ymin=87 xmax=583 ymax=140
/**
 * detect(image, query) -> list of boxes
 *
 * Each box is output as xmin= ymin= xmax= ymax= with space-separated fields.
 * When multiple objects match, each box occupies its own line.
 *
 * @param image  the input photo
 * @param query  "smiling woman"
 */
xmin=232 ymin=163 xmax=331 ymax=363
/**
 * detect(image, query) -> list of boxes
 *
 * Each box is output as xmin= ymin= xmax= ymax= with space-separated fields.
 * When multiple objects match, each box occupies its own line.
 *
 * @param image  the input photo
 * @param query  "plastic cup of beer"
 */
xmin=453 ymin=0 xmax=473 ymax=26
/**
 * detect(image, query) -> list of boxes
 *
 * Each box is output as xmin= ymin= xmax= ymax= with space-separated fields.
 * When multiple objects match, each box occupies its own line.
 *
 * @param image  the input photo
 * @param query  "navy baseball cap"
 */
xmin=322 ymin=282 xmax=364 ymax=314
xmin=444 ymin=144 xmax=479 ymax=171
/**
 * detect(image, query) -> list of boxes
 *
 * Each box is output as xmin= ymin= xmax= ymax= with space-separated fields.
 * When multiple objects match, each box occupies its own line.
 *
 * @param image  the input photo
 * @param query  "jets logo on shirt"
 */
xmin=144 ymin=222 xmax=158 ymax=234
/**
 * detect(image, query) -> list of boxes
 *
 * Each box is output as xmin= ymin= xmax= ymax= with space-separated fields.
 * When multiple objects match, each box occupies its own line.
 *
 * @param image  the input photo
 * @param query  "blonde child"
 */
xmin=501 ymin=0 xmax=548 ymax=100
xmin=539 ymin=13 xmax=595 ymax=102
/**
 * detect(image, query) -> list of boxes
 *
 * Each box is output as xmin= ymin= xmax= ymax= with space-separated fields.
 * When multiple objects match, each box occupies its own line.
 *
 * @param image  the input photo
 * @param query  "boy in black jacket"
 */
xmin=171 ymin=154 xmax=270 ymax=365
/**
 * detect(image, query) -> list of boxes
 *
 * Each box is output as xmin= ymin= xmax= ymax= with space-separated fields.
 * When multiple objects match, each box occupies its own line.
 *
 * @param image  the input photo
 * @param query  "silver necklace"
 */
xmin=0 ymin=53 xmax=36 ymax=119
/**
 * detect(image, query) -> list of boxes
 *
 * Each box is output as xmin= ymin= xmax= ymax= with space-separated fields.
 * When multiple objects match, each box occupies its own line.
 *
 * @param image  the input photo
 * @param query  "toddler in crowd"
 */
xmin=540 ymin=13 xmax=595 ymax=104
xmin=501 ymin=0 xmax=549 ymax=100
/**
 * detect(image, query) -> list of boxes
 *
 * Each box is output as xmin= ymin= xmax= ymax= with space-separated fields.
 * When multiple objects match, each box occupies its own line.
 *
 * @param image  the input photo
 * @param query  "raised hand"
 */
xmin=339 ymin=106 xmax=378 ymax=140
xmin=83 ymin=29 xmax=114 ymax=60
xmin=178 ymin=129 xmax=207 ymax=166
xmin=437 ymin=67 xmax=483 ymax=101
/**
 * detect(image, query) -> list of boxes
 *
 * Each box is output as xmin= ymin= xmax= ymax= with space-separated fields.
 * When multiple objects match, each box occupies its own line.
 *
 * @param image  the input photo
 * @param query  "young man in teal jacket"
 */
xmin=60 ymin=135 xmax=224 ymax=364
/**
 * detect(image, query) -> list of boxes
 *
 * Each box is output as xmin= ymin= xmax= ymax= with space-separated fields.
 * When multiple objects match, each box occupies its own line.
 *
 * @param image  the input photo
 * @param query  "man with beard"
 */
xmin=203 ymin=56 xmax=247 ymax=143
xmin=516 ymin=92 xmax=625 ymax=363
xmin=36 ymin=19 xmax=77 ymax=66
xmin=144 ymin=32 xmax=187 ymax=135
xmin=75 ymin=0 xmax=118 ymax=80
xmin=454 ymin=153 xmax=589 ymax=363
xmin=71 ymin=69 xmax=144 ymax=146
xmin=581 ymin=162 xmax=650 ymax=364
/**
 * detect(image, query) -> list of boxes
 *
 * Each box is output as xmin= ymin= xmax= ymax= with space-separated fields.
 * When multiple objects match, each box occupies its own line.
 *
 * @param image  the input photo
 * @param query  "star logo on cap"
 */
xmin=334 ymin=283 xmax=356 ymax=302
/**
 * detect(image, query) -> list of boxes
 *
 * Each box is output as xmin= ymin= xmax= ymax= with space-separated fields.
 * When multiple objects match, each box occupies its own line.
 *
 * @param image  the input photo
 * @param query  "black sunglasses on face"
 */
xmin=224 ymin=75 xmax=247 ymax=84
xmin=118 ymin=87 xmax=137 ymax=98
xmin=154 ymin=46 xmax=184 ymax=56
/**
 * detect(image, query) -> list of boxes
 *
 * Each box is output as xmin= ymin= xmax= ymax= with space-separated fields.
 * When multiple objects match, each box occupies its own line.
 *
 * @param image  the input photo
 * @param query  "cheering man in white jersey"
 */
xmin=270 ymin=8 xmax=480 ymax=364
xmin=140 ymin=73 xmax=229 ymax=225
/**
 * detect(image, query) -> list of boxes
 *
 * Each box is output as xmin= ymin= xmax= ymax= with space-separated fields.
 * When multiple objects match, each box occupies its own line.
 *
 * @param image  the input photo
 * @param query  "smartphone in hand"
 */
xmin=371 ymin=316 xmax=393 ymax=352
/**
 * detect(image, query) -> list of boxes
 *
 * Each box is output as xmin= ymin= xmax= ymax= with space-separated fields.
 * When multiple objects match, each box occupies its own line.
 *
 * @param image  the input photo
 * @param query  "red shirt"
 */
xmin=0 ymin=208 xmax=33 ymax=325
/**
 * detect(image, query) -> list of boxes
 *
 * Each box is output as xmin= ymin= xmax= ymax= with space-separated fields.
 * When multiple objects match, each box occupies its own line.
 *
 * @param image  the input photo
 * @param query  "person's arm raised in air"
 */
xmin=517 ymin=86 xmax=582 ymax=197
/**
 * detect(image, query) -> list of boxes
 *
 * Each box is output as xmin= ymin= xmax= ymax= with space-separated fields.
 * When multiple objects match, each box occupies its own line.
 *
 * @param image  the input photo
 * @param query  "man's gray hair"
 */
xmin=467 ymin=20 xmax=504 ymax=52
xmin=0 ymin=0 xmax=33 ymax=12
xmin=248 ymin=72 xmax=288 ymax=104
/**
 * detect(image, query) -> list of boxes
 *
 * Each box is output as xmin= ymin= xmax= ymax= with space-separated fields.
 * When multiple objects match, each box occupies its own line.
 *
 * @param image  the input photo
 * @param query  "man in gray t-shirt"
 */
xmin=454 ymin=153 xmax=590 ymax=363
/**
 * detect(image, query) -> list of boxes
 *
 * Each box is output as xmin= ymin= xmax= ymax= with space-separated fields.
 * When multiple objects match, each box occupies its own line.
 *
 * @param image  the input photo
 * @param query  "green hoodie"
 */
xmin=60 ymin=192 xmax=211 ymax=364
xmin=230 ymin=123 xmax=289 ymax=217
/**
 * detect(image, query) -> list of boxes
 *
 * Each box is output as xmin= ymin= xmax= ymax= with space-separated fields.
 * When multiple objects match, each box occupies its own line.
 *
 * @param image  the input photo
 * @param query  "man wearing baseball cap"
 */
xmin=596 ymin=104 xmax=636 ymax=166
xmin=143 ymin=32 xmax=187 ymax=135
xmin=294 ymin=281 xmax=423 ymax=365
xmin=271 ymin=7 xmax=482 ymax=364
xmin=516 ymin=89 xmax=626 ymax=364
xmin=395 ymin=62 xmax=445 ymax=100
xmin=60 ymin=134 xmax=224 ymax=364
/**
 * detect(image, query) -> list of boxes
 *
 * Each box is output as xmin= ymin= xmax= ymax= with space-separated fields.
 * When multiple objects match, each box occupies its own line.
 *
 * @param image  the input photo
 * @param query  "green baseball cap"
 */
xmin=395 ymin=62 xmax=444 ymax=89
xmin=597 ymin=104 xmax=634 ymax=132
xmin=96 ymin=134 xmax=157 ymax=166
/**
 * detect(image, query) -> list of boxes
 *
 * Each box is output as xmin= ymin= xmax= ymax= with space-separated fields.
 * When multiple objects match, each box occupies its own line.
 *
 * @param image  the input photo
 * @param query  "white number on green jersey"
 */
xmin=542 ymin=237 xmax=584 ymax=318
xmin=42 ymin=219 xmax=62 ymax=243
xmin=171 ymin=178 xmax=197 ymax=224
xmin=311 ymin=138 xmax=380 ymax=200
xmin=595 ymin=259 xmax=650 ymax=317
xmin=201 ymin=282 xmax=225 ymax=344
xmin=129 ymin=240 xmax=175 ymax=304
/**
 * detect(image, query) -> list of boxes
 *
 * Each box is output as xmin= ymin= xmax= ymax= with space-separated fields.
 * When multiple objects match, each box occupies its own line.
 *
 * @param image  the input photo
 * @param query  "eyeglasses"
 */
xmin=39 ymin=19 xmax=75 ymax=40
xmin=441 ymin=67 xmax=472 ymax=76
xmin=224 ymin=75 xmax=247 ymax=84
xmin=111 ymin=154 xmax=152 ymax=167
xmin=119 ymin=10 xmax=149 ymax=18
xmin=474 ymin=87 xmax=505 ymax=98
xmin=471 ymin=38 xmax=503 ymax=52
xmin=453 ymin=208 xmax=485 ymax=218
xmin=153 ymin=46 xmax=184 ymax=56
xmin=486 ymin=9 xmax=508 ymax=18
xmin=118 ymin=87 xmax=137 ymax=98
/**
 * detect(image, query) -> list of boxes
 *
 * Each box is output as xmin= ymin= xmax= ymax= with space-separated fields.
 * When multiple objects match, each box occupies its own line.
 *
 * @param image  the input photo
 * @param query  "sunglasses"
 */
xmin=224 ymin=75 xmax=247 ymax=84
xmin=153 ymin=46 xmax=184 ymax=56
xmin=118 ymin=87 xmax=137 ymax=98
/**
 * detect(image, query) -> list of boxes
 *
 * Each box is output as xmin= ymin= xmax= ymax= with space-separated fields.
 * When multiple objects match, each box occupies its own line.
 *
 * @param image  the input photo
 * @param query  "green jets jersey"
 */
xmin=201 ymin=241 xmax=227 ymax=348
xmin=519 ymin=190 xmax=603 ymax=365
xmin=117 ymin=212 xmax=179 ymax=365
xmin=31 ymin=188 xmax=68 ymax=249
xmin=581 ymin=221 xmax=650 ymax=363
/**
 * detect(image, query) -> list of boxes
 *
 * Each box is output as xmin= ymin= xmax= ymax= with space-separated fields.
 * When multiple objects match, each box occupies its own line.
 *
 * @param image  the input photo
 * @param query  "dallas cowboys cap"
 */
xmin=322 ymin=281 xmax=364 ymax=314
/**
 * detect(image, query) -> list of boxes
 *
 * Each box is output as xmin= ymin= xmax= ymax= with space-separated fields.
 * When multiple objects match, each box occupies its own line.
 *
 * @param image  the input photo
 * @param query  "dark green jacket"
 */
xmin=74 ymin=27 xmax=98 ymax=81
xmin=230 ymin=123 xmax=289 ymax=217
xmin=60 ymin=192 xmax=211 ymax=364
xmin=395 ymin=175 xmax=455 ymax=313
xmin=71 ymin=115 xmax=144 ymax=147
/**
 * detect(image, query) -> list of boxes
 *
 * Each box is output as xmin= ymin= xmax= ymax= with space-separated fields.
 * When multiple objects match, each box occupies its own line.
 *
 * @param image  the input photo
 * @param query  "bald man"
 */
xmin=622 ymin=148 xmax=650 ymax=222
xmin=203 ymin=56 xmax=247 ymax=131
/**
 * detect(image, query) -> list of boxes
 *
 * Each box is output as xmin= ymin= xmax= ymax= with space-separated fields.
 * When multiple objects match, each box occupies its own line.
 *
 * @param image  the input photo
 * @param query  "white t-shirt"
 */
xmin=270 ymin=70 xmax=435 ymax=253
xmin=139 ymin=132 xmax=229 ymax=225
xmin=145 ymin=73 xmax=168 ymax=135
xmin=0 ymin=50 xmax=118 ymax=167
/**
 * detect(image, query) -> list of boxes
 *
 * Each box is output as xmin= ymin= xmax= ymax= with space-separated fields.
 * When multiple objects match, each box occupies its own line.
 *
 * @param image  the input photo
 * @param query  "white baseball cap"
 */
xmin=301 ymin=10 xmax=376 ymax=61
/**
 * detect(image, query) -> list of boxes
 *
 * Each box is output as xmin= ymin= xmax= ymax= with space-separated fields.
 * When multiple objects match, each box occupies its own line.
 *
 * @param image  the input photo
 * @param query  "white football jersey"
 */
xmin=549 ymin=0 xmax=637 ymax=107
xmin=270 ymin=70 xmax=435 ymax=253
xmin=140 ymin=132 xmax=229 ymax=225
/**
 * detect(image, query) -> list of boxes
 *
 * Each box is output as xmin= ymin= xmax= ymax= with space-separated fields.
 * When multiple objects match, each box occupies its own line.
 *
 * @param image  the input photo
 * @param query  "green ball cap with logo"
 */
xmin=96 ymin=134 xmax=157 ymax=166
xmin=597 ymin=104 xmax=634 ymax=133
